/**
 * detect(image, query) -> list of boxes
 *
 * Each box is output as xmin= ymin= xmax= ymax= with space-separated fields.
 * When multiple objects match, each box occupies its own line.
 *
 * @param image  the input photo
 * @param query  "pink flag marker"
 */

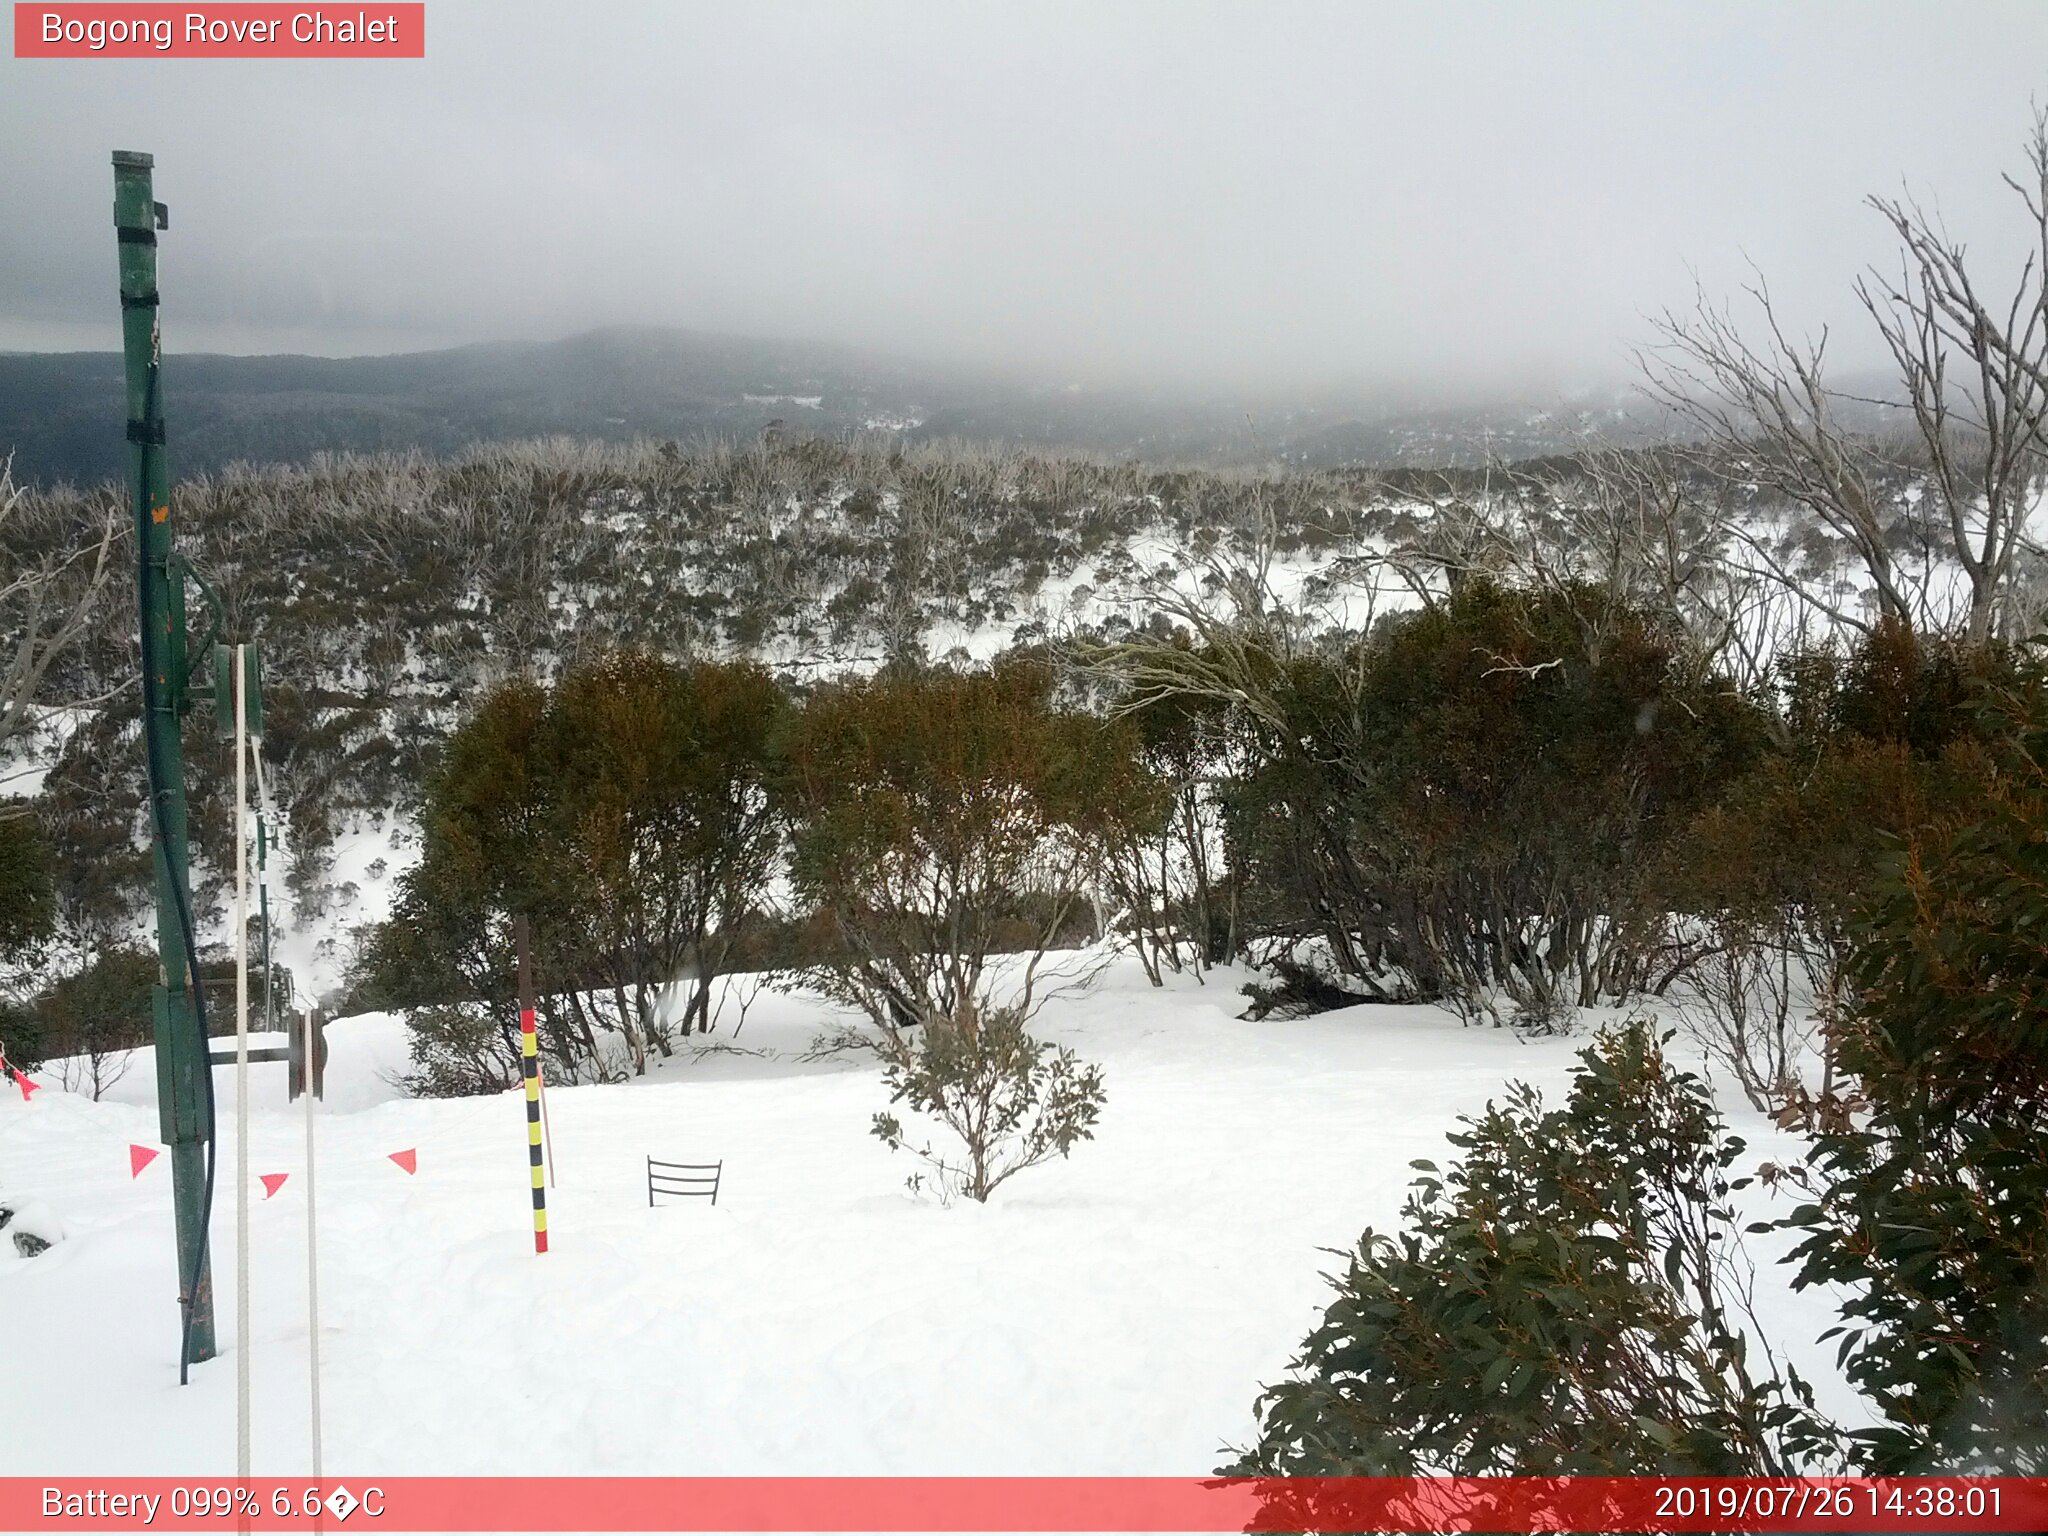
xmin=388 ymin=1148 xmax=417 ymax=1174
xmin=259 ymin=1173 xmax=289 ymax=1200
xmin=15 ymin=1074 xmax=38 ymax=1102
xmin=130 ymin=1144 xmax=160 ymax=1179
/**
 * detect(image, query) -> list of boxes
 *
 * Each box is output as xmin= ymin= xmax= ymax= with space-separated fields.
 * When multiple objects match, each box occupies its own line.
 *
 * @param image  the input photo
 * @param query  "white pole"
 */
xmin=234 ymin=643 xmax=252 ymax=1481
xmin=304 ymin=1008 xmax=323 ymax=1478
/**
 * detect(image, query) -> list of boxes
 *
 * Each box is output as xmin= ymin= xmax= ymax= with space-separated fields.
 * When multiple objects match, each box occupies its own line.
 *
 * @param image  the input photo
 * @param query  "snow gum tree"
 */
xmin=777 ymin=660 xmax=1160 ymax=1199
xmin=368 ymin=675 xmax=585 ymax=1091
xmin=1650 ymin=618 xmax=2029 ymax=1120
xmin=1190 ymin=580 xmax=1762 ymax=1024
xmin=549 ymin=650 xmax=785 ymax=1065
xmin=1647 ymin=111 xmax=2048 ymax=643
xmin=367 ymin=651 xmax=784 ymax=1090
xmin=0 ymin=452 xmax=115 ymax=764
xmin=1776 ymin=660 xmax=2048 ymax=1471
xmin=1097 ymin=686 xmax=1235 ymax=984
xmin=869 ymin=1006 xmax=1106 ymax=1204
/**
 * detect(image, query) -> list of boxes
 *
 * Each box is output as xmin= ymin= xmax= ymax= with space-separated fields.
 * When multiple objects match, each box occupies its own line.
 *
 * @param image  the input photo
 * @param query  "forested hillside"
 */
xmin=0 ymin=327 xmax=1679 ymax=489
xmin=0 ymin=425 xmax=2010 ymax=994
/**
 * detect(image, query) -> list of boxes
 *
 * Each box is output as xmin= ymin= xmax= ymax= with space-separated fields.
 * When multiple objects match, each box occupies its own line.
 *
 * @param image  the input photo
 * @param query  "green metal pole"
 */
xmin=114 ymin=149 xmax=215 ymax=1367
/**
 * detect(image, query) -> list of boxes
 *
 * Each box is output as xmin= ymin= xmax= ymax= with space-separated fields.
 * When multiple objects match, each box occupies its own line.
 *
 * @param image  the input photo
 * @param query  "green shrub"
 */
xmin=779 ymin=661 xmax=1152 ymax=1199
xmin=0 ymin=810 xmax=54 ymax=968
xmin=400 ymin=1003 xmax=522 ymax=1099
xmin=31 ymin=945 xmax=154 ymax=1100
xmin=1778 ymin=664 xmax=2048 ymax=1471
xmin=777 ymin=659 xmax=1161 ymax=1033
xmin=871 ymin=1006 xmax=1106 ymax=1203
xmin=0 ymin=998 xmax=45 ymax=1076
xmin=1653 ymin=620 xmax=2034 ymax=1117
xmin=364 ymin=652 xmax=785 ymax=1091
xmin=1226 ymin=1020 xmax=1839 ymax=1477
xmin=1225 ymin=581 xmax=1763 ymax=1021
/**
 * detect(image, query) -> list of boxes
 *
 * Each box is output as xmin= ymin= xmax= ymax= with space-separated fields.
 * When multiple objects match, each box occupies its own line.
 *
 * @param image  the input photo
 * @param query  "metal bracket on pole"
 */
xmin=207 ymin=1046 xmax=288 ymax=1066
xmin=212 ymin=640 xmax=262 ymax=739
xmin=287 ymin=1008 xmax=327 ymax=1102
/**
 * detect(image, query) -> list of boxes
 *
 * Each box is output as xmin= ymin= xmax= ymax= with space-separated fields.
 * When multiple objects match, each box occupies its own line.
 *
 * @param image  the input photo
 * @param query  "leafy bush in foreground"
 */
xmin=1779 ymin=666 xmax=2048 ymax=1472
xmin=1226 ymin=1020 xmax=1839 ymax=1476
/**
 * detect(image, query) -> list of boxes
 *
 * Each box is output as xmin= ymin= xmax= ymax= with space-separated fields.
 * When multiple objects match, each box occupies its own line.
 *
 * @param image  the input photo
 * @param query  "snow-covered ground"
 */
xmin=0 ymin=958 xmax=1856 ymax=1478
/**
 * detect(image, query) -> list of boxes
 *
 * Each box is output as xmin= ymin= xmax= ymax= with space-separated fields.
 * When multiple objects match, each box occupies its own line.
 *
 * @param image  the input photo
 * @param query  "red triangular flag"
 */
xmin=130 ymin=1144 xmax=160 ymax=1179
xmin=388 ymin=1148 xmax=416 ymax=1174
xmin=15 ymin=1074 xmax=38 ymax=1102
xmin=259 ymin=1173 xmax=289 ymax=1200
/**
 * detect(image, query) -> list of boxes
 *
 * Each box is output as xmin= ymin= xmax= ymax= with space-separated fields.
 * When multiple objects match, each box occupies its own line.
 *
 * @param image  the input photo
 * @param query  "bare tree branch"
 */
xmin=0 ymin=453 xmax=119 ymax=765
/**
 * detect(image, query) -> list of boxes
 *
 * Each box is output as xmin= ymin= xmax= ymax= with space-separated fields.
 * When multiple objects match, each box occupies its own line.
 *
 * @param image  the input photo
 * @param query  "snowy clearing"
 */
xmin=0 ymin=959 xmax=1852 ymax=1478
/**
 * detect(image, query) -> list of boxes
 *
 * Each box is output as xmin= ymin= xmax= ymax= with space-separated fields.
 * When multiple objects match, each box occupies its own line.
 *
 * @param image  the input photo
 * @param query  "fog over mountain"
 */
xmin=4 ymin=1 xmax=2046 ymax=405
xmin=0 ymin=325 xmax=1696 ymax=488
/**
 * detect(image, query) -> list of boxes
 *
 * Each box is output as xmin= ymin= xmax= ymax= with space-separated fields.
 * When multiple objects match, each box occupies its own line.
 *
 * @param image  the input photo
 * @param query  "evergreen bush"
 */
xmin=871 ymin=1005 xmax=1106 ymax=1203
xmin=1777 ymin=661 xmax=2048 ymax=1470
xmin=1226 ymin=1020 xmax=1838 ymax=1477
xmin=1224 ymin=581 xmax=1763 ymax=1020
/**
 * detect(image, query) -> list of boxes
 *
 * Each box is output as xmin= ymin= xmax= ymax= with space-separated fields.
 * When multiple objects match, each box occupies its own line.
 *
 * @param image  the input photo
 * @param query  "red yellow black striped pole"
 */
xmin=514 ymin=916 xmax=548 ymax=1254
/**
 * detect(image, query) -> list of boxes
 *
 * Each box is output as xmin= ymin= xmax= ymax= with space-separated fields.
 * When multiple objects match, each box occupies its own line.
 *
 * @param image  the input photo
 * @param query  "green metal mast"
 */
xmin=114 ymin=150 xmax=216 ymax=1368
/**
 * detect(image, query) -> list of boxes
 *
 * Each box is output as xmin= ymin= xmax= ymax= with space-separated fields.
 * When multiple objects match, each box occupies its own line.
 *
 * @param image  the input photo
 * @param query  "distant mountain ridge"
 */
xmin=0 ymin=325 xmax=1685 ymax=487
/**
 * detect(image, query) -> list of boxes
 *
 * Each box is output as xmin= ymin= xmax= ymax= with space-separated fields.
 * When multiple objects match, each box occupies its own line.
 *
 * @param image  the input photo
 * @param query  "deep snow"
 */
xmin=0 ymin=959 xmax=1855 ymax=1477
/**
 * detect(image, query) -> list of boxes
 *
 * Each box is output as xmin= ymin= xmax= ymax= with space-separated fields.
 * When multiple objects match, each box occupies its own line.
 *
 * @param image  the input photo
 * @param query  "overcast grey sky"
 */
xmin=3 ymin=1 xmax=2045 ymax=398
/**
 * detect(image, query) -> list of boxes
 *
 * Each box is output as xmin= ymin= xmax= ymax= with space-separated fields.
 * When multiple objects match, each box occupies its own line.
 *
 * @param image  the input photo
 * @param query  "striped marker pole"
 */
xmin=514 ymin=917 xmax=548 ymax=1255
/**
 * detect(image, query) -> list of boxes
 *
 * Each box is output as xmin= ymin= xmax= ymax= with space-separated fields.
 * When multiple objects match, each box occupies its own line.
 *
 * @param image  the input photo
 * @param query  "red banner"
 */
xmin=12 ymin=5 xmax=424 ymax=58
xmin=1 ymin=1477 xmax=2042 ymax=1533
